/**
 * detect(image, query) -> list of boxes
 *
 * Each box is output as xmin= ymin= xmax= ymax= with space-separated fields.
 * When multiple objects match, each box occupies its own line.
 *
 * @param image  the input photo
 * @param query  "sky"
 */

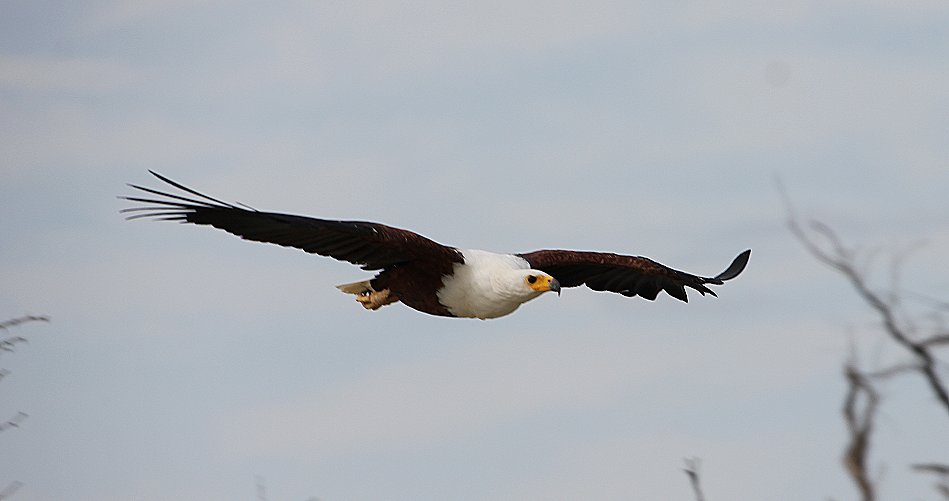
xmin=2 ymin=1 xmax=949 ymax=500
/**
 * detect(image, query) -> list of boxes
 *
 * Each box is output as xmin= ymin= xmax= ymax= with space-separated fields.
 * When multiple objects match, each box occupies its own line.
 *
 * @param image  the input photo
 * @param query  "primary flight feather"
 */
xmin=122 ymin=171 xmax=750 ymax=319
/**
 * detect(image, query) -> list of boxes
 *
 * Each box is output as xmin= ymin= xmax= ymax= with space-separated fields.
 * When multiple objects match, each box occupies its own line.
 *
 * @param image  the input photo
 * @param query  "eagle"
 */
xmin=122 ymin=172 xmax=750 ymax=320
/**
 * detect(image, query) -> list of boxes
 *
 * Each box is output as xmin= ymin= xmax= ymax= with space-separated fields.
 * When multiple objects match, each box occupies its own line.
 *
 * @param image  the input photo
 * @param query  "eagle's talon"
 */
xmin=355 ymin=289 xmax=397 ymax=310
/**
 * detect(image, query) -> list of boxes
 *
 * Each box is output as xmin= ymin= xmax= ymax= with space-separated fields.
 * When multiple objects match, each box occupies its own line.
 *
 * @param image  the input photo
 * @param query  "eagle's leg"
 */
xmin=336 ymin=280 xmax=399 ymax=310
xmin=355 ymin=288 xmax=400 ymax=310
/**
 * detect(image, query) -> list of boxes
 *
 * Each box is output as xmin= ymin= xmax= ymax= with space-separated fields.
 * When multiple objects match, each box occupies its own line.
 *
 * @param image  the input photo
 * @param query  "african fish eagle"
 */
xmin=122 ymin=172 xmax=750 ymax=320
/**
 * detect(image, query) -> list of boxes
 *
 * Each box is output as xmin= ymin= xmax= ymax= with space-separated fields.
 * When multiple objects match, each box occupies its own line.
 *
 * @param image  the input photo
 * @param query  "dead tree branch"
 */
xmin=683 ymin=457 xmax=706 ymax=501
xmin=0 ymin=315 xmax=49 ymax=356
xmin=842 ymin=363 xmax=879 ymax=501
xmin=0 ymin=481 xmax=22 ymax=500
xmin=0 ymin=412 xmax=28 ymax=434
xmin=0 ymin=315 xmax=49 ymax=331
xmin=786 ymin=210 xmax=949 ymax=417
xmin=0 ymin=314 xmax=49 ymax=498
xmin=922 ymin=334 xmax=949 ymax=347
xmin=912 ymin=463 xmax=949 ymax=500
xmin=780 ymin=184 xmax=949 ymax=501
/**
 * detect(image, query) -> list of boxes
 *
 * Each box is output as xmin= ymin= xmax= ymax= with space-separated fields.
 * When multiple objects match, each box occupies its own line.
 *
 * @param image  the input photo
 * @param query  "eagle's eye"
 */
xmin=527 ymin=275 xmax=537 ymax=284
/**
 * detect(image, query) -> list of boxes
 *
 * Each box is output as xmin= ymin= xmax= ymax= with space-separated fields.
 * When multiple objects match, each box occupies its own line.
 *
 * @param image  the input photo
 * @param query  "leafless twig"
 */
xmin=0 ymin=481 xmax=22 ymax=500
xmin=0 ymin=315 xmax=49 ymax=498
xmin=0 ymin=315 xmax=49 ymax=331
xmin=683 ymin=457 xmax=706 ymax=501
xmin=913 ymin=463 xmax=949 ymax=500
xmin=0 ymin=315 xmax=48 ymax=358
xmin=922 ymin=334 xmax=949 ymax=347
xmin=842 ymin=363 xmax=879 ymax=501
xmin=783 ymin=198 xmax=949 ymax=417
xmin=780 ymin=183 xmax=949 ymax=501
xmin=0 ymin=412 xmax=28 ymax=434
xmin=862 ymin=362 xmax=921 ymax=380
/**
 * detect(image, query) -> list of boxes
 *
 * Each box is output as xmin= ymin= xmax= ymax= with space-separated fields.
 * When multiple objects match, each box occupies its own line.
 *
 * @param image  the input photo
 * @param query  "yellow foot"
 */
xmin=355 ymin=289 xmax=398 ymax=310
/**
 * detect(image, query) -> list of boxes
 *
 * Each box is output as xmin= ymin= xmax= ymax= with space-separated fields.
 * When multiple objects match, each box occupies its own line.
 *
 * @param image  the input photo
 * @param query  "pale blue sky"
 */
xmin=2 ymin=1 xmax=948 ymax=500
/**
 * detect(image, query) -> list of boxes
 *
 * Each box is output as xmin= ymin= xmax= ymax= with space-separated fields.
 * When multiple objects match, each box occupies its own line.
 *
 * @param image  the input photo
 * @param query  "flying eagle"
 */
xmin=122 ymin=172 xmax=750 ymax=320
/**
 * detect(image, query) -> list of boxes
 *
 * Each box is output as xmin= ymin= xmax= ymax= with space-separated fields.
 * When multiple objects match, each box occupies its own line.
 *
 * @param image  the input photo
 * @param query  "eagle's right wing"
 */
xmin=121 ymin=171 xmax=463 ymax=271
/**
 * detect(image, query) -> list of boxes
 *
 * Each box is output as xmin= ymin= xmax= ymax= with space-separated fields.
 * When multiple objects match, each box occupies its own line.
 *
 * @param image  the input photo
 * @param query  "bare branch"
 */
xmin=864 ymin=362 xmax=922 ymax=380
xmin=0 ymin=481 xmax=22 ymax=500
xmin=683 ymin=457 xmax=706 ymax=501
xmin=913 ymin=463 xmax=949 ymax=475
xmin=0 ymin=336 xmax=27 ymax=354
xmin=784 ymin=198 xmax=949 ymax=416
xmin=0 ymin=315 xmax=47 ymax=499
xmin=780 ymin=183 xmax=949 ymax=501
xmin=0 ymin=315 xmax=49 ymax=358
xmin=921 ymin=334 xmax=949 ymax=347
xmin=0 ymin=315 xmax=50 ymax=331
xmin=0 ymin=412 xmax=28 ymax=434
xmin=903 ymin=291 xmax=949 ymax=312
xmin=913 ymin=463 xmax=949 ymax=500
xmin=842 ymin=364 xmax=879 ymax=501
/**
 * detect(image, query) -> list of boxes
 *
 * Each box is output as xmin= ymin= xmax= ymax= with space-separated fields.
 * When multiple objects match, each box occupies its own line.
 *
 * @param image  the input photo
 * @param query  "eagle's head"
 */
xmin=520 ymin=270 xmax=561 ymax=296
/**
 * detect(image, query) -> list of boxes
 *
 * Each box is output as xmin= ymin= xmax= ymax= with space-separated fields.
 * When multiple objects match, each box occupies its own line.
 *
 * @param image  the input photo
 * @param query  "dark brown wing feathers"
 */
xmin=122 ymin=172 xmax=749 ymax=308
xmin=121 ymin=171 xmax=462 ymax=271
xmin=519 ymin=249 xmax=750 ymax=302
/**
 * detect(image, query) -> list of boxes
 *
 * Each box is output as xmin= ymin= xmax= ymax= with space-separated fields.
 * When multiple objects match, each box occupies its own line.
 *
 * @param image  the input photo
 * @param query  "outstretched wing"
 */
xmin=121 ymin=171 xmax=462 ymax=270
xmin=518 ymin=249 xmax=750 ymax=302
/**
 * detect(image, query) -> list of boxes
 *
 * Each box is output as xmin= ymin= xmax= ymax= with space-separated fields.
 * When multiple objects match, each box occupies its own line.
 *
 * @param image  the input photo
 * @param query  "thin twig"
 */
xmin=683 ymin=457 xmax=706 ymax=501
xmin=913 ymin=463 xmax=949 ymax=501
xmin=0 ymin=412 xmax=28 ymax=434
xmin=913 ymin=463 xmax=949 ymax=475
xmin=0 ymin=481 xmax=22 ymax=500
xmin=842 ymin=364 xmax=878 ymax=501
xmin=921 ymin=334 xmax=949 ymax=347
xmin=864 ymin=362 xmax=922 ymax=380
xmin=0 ymin=315 xmax=50 ymax=331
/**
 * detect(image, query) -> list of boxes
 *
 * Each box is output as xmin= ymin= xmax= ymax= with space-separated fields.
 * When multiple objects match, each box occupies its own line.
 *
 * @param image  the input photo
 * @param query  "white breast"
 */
xmin=436 ymin=249 xmax=537 ymax=319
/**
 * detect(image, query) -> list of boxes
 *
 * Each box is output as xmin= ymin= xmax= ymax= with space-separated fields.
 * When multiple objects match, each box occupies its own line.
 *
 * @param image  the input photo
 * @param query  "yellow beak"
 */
xmin=531 ymin=275 xmax=561 ymax=295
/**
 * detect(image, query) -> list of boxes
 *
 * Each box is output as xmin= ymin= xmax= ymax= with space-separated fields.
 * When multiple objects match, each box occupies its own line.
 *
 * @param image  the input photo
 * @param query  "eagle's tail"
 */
xmin=336 ymin=280 xmax=373 ymax=295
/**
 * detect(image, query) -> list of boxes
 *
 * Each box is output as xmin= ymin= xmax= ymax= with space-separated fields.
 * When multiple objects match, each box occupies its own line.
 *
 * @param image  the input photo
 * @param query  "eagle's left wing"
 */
xmin=518 ymin=249 xmax=750 ymax=302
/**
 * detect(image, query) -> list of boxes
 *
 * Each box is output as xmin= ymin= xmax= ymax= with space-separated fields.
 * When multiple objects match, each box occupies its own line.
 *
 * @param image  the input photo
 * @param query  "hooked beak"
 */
xmin=549 ymin=277 xmax=561 ymax=296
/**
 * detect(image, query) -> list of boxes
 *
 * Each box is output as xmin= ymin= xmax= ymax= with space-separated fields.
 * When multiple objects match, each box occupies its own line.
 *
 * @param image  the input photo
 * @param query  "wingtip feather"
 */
xmin=714 ymin=249 xmax=751 ymax=282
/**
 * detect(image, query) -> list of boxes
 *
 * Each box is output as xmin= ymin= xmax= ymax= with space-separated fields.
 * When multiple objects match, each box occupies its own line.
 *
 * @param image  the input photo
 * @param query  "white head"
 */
xmin=437 ymin=249 xmax=561 ymax=319
xmin=502 ymin=269 xmax=561 ymax=300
